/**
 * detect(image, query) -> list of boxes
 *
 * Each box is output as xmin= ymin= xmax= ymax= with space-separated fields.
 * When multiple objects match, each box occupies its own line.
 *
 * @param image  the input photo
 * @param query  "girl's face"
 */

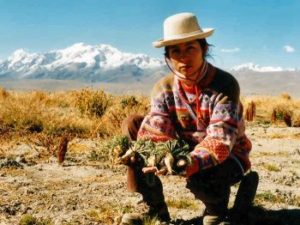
xmin=168 ymin=40 xmax=204 ymax=77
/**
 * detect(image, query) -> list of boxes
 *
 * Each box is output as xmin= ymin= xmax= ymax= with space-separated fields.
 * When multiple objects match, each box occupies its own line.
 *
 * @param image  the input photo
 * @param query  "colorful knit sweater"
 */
xmin=137 ymin=63 xmax=252 ymax=175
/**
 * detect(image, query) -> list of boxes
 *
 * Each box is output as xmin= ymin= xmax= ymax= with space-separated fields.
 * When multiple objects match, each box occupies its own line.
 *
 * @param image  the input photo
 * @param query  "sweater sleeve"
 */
xmin=137 ymin=80 xmax=177 ymax=142
xmin=185 ymin=68 xmax=251 ymax=176
xmin=186 ymin=94 xmax=241 ymax=176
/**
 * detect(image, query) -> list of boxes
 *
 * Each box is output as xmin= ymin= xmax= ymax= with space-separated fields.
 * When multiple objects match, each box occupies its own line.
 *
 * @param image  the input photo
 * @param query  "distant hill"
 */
xmin=229 ymin=63 xmax=300 ymax=97
xmin=0 ymin=43 xmax=299 ymax=97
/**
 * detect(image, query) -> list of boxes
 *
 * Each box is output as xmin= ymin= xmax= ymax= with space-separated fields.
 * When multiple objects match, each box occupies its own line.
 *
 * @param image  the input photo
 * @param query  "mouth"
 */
xmin=179 ymin=65 xmax=192 ymax=70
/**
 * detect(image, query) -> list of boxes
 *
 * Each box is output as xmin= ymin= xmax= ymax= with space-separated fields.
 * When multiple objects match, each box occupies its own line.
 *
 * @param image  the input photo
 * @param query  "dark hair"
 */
xmin=164 ymin=39 xmax=212 ymax=59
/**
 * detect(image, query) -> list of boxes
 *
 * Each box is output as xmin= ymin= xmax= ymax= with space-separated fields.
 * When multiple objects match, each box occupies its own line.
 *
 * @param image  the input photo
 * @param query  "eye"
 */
xmin=170 ymin=48 xmax=180 ymax=56
xmin=186 ymin=46 xmax=197 ymax=54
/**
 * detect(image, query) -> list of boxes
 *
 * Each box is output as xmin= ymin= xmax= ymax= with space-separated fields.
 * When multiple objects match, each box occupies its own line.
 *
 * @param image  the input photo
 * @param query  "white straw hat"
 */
xmin=153 ymin=12 xmax=214 ymax=48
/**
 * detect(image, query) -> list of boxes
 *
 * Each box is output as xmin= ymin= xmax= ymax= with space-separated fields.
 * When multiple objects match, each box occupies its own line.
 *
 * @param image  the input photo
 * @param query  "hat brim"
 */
xmin=152 ymin=28 xmax=214 ymax=48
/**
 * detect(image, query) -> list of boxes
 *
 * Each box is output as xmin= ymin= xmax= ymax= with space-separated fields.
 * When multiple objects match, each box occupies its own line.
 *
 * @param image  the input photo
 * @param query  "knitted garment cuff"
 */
xmin=185 ymin=156 xmax=200 ymax=177
xmin=185 ymin=147 xmax=217 ymax=177
xmin=198 ymin=137 xmax=230 ymax=163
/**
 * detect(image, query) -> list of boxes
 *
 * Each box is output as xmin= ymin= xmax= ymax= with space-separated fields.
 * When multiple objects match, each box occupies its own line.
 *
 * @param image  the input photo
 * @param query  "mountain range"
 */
xmin=0 ymin=43 xmax=167 ymax=82
xmin=0 ymin=43 xmax=299 ymax=96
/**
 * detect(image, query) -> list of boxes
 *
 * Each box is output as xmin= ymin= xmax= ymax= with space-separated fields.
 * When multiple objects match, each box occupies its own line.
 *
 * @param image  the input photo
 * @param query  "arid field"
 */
xmin=0 ymin=88 xmax=299 ymax=225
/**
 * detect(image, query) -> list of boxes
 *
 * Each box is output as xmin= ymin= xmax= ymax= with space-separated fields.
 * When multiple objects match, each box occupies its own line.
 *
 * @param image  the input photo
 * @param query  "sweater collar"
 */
xmin=173 ymin=62 xmax=216 ymax=91
xmin=165 ymin=57 xmax=209 ymax=85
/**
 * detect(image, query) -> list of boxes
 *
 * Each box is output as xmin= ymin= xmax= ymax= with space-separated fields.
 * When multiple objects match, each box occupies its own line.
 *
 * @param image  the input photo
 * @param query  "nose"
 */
xmin=179 ymin=50 xmax=189 ymax=59
xmin=178 ymin=51 xmax=190 ymax=63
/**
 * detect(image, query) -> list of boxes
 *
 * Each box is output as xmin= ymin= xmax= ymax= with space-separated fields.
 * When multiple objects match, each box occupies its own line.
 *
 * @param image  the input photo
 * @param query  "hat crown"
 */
xmin=163 ymin=13 xmax=202 ymax=40
xmin=153 ymin=12 xmax=214 ymax=48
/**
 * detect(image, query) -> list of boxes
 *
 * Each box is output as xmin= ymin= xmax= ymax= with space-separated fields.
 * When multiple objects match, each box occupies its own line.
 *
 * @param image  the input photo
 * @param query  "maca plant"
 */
xmin=108 ymin=135 xmax=192 ymax=177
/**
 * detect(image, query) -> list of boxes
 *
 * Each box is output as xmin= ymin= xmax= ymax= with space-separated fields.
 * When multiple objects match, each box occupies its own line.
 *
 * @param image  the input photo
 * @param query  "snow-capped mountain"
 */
xmin=0 ymin=43 xmax=167 ymax=82
xmin=1 ymin=44 xmax=299 ymax=96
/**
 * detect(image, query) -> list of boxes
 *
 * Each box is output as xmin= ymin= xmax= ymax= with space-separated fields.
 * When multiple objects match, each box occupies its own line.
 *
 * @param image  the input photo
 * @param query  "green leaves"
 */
xmin=108 ymin=136 xmax=192 ymax=175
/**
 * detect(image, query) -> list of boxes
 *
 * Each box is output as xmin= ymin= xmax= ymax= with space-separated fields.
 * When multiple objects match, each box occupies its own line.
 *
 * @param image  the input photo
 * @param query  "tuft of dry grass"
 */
xmin=255 ymin=191 xmax=300 ymax=207
xmin=73 ymin=88 xmax=112 ymax=118
xmin=93 ymin=94 xmax=149 ymax=137
xmin=166 ymin=198 xmax=199 ymax=210
xmin=262 ymin=163 xmax=281 ymax=172
xmin=242 ymin=94 xmax=300 ymax=127
xmin=85 ymin=202 xmax=133 ymax=225
xmin=19 ymin=214 xmax=53 ymax=225
xmin=0 ymin=86 xmax=9 ymax=99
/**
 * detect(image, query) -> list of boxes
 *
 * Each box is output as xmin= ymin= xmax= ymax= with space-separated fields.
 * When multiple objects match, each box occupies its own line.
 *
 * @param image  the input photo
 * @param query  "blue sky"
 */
xmin=0 ymin=0 xmax=299 ymax=69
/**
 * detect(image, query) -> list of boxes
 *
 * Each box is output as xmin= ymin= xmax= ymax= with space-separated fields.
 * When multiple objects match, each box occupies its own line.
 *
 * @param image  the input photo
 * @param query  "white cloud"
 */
xmin=231 ymin=63 xmax=296 ymax=72
xmin=220 ymin=47 xmax=240 ymax=53
xmin=283 ymin=45 xmax=295 ymax=53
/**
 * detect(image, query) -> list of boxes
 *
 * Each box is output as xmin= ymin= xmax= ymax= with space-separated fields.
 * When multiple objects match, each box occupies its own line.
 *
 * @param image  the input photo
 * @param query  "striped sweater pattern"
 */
xmin=137 ymin=63 xmax=252 ymax=175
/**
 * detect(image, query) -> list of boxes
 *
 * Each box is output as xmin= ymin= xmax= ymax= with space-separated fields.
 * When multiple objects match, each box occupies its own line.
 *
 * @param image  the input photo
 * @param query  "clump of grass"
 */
xmin=0 ymin=86 xmax=9 ymax=99
xmin=143 ymin=216 xmax=161 ymax=225
xmin=86 ymin=201 xmax=128 ymax=225
xmin=262 ymin=163 xmax=281 ymax=172
xmin=255 ymin=191 xmax=300 ymax=207
xmin=0 ymin=92 xmax=45 ymax=133
xmin=95 ymin=94 xmax=149 ymax=137
xmin=271 ymin=104 xmax=293 ymax=126
xmin=120 ymin=95 xmax=139 ymax=108
xmin=73 ymin=89 xmax=112 ymax=118
xmin=255 ymin=191 xmax=283 ymax=205
xmin=19 ymin=214 xmax=52 ymax=225
xmin=291 ymin=110 xmax=300 ymax=127
xmin=19 ymin=215 xmax=38 ymax=225
xmin=166 ymin=198 xmax=199 ymax=210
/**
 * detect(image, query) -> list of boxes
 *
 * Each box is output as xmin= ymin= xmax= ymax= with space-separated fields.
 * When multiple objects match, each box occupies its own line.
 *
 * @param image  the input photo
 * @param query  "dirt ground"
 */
xmin=0 ymin=125 xmax=300 ymax=225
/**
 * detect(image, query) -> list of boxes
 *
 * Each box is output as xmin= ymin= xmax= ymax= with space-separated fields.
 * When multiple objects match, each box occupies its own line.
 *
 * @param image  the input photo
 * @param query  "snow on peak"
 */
xmin=0 ymin=43 xmax=165 ymax=81
xmin=9 ymin=49 xmax=38 ymax=63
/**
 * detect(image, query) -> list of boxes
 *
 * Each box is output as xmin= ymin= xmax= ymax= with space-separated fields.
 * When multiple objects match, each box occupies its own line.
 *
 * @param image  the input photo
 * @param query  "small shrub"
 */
xmin=271 ymin=104 xmax=293 ymax=126
xmin=19 ymin=214 xmax=52 ymax=225
xmin=19 ymin=214 xmax=38 ymax=225
xmin=74 ymin=89 xmax=111 ymax=118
